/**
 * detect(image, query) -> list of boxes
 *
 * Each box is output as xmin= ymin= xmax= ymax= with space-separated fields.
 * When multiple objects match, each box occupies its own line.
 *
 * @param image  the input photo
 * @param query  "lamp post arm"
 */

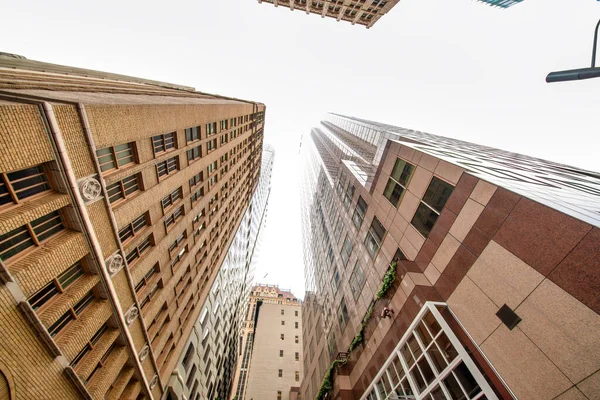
xmin=592 ymin=18 xmax=600 ymax=68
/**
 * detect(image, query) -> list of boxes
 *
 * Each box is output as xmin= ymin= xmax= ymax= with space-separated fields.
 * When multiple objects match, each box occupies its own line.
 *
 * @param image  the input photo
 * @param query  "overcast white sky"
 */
xmin=2 ymin=0 xmax=599 ymax=298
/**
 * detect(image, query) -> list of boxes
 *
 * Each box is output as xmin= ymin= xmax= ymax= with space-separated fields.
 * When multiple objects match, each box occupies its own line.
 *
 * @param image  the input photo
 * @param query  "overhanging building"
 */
xmin=0 ymin=54 xmax=265 ymax=399
xmin=299 ymin=113 xmax=600 ymax=400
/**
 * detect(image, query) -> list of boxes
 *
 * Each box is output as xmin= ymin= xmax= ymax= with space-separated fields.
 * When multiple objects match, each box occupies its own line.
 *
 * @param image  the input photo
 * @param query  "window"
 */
xmin=364 ymin=216 xmax=386 ymax=259
xmin=207 ymin=138 xmax=217 ymax=152
xmin=169 ymin=232 xmax=186 ymax=256
xmin=106 ymin=174 xmax=141 ymax=204
xmin=278 ymin=369 xmax=283 ymax=378
xmin=182 ymin=344 xmax=195 ymax=371
xmin=384 ymin=158 xmax=415 ymax=207
xmin=96 ymin=142 xmax=135 ymax=173
xmin=126 ymin=235 xmax=152 ymax=266
xmin=343 ymin=183 xmax=355 ymax=209
xmin=171 ymin=245 xmax=187 ymax=268
xmin=220 ymin=119 xmax=228 ymax=131
xmin=207 ymin=161 xmax=218 ymax=175
xmin=152 ymin=133 xmax=176 ymax=155
xmin=86 ymin=342 xmax=117 ymax=384
xmin=331 ymin=268 xmax=340 ymax=293
xmin=28 ymin=261 xmax=85 ymax=311
xmin=277 ymin=391 xmax=282 ymax=400
xmin=281 ymin=334 xmax=285 ymax=340
xmin=161 ymin=187 xmax=183 ymax=211
xmin=295 ymin=321 xmax=299 ymax=329
xmin=206 ymin=122 xmax=217 ymax=136
xmin=340 ymin=235 xmax=352 ymax=266
xmin=165 ymin=205 xmax=184 ymax=230
xmin=295 ymin=310 xmax=298 ymax=317
xmin=48 ymin=290 xmax=95 ymax=337
xmin=337 ymin=297 xmax=349 ymax=332
xmin=281 ymin=320 xmax=285 ymax=326
xmin=295 ymin=371 xmax=300 ymax=382
xmin=0 ymin=165 xmax=51 ymax=207
xmin=70 ymin=322 xmax=109 ymax=368
xmin=135 ymin=264 xmax=158 ymax=293
xmin=189 ymin=172 xmax=203 ymax=188
xmin=411 ymin=177 xmax=455 ymax=238
xmin=295 ymin=336 xmax=299 ymax=344
xmin=191 ymin=187 xmax=204 ymax=204
xmin=295 ymin=352 xmax=299 ymax=361
xmin=0 ymin=209 xmax=65 ymax=262
xmin=185 ymin=126 xmax=200 ymax=143
xmin=118 ymin=213 xmax=148 ymax=244
xmin=187 ymin=146 xmax=202 ymax=163
xmin=352 ymin=196 xmax=368 ymax=229
xmin=349 ymin=261 xmax=366 ymax=301
xmin=279 ymin=350 xmax=284 ymax=357
xmin=156 ymin=156 xmax=178 ymax=179
xmin=281 ymin=309 xmax=284 ymax=315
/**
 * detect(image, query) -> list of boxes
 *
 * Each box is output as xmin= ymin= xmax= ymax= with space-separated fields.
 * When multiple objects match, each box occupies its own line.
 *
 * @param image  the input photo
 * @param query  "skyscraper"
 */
xmin=0 ymin=54 xmax=265 ymax=399
xmin=232 ymin=284 xmax=303 ymax=400
xmin=166 ymin=146 xmax=274 ymax=400
xmin=256 ymin=0 xmax=401 ymax=28
xmin=299 ymin=113 xmax=600 ymax=400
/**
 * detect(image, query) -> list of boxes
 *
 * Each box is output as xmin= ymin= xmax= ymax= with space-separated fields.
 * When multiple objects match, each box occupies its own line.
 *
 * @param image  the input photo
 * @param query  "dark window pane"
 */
xmin=422 ymin=177 xmax=454 ymax=213
xmin=383 ymin=179 xmax=404 ymax=207
xmin=391 ymin=159 xmax=415 ymax=187
xmin=411 ymin=203 xmax=439 ymax=238
xmin=454 ymin=362 xmax=481 ymax=398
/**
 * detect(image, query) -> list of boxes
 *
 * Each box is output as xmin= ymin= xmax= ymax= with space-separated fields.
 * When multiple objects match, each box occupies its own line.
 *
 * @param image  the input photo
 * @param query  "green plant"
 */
xmin=376 ymin=260 xmax=397 ymax=299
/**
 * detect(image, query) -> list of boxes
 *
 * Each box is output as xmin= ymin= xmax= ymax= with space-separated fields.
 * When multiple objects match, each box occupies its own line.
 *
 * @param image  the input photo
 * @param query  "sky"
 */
xmin=2 ymin=0 xmax=599 ymax=299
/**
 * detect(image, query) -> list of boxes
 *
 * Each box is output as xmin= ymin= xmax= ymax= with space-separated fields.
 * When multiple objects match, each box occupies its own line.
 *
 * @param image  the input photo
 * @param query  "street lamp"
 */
xmin=546 ymin=19 xmax=600 ymax=83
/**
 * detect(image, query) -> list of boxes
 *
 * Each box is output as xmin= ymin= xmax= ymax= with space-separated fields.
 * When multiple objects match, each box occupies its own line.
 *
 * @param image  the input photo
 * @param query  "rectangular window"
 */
xmin=161 ymin=187 xmax=183 ymax=211
xmin=207 ymin=139 xmax=217 ymax=152
xmin=156 ymin=156 xmax=178 ymax=179
xmin=0 ymin=209 xmax=65 ymax=261
xmin=106 ymin=174 xmax=141 ymax=204
xmin=187 ymin=146 xmax=202 ymax=163
xmin=281 ymin=309 xmax=284 ymax=315
xmin=207 ymin=161 xmax=218 ymax=175
xmin=277 ymin=391 xmax=282 ymax=400
xmin=364 ymin=216 xmax=386 ymax=259
xmin=343 ymin=183 xmax=355 ymax=209
xmin=295 ymin=310 xmax=298 ymax=317
xmin=349 ymin=261 xmax=366 ymax=301
xmin=295 ymin=336 xmax=299 ymax=344
xmin=189 ymin=172 xmax=203 ymax=188
xmin=411 ymin=177 xmax=455 ymax=238
xmin=280 ymin=333 xmax=285 ymax=340
xmin=126 ymin=235 xmax=152 ymax=266
xmin=48 ymin=290 xmax=95 ymax=337
xmin=295 ymin=371 xmax=300 ymax=381
xmin=135 ymin=263 xmax=158 ymax=293
xmin=384 ymin=158 xmax=415 ymax=207
xmin=337 ymin=297 xmax=349 ymax=332
xmin=331 ymin=268 xmax=340 ymax=293
xmin=171 ymin=245 xmax=187 ymax=268
xmin=96 ymin=142 xmax=135 ymax=173
xmin=118 ymin=213 xmax=148 ymax=244
xmin=295 ymin=352 xmax=299 ymax=361
xmin=70 ymin=322 xmax=109 ymax=368
xmin=185 ymin=126 xmax=200 ymax=143
xmin=279 ymin=350 xmax=283 ymax=357
xmin=28 ymin=261 xmax=85 ymax=311
xmin=165 ymin=205 xmax=184 ymax=230
xmin=0 ymin=165 xmax=52 ymax=207
xmin=295 ymin=321 xmax=299 ymax=329
xmin=352 ymin=196 xmax=368 ymax=229
xmin=340 ymin=235 xmax=352 ymax=266
xmin=169 ymin=231 xmax=186 ymax=256
xmin=191 ymin=187 xmax=204 ymax=204
xmin=206 ymin=122 xmax=217 ymax=136
xmin=281 ymin=320 xmax=285 ymax=326
xmin=152 ymin=133 xmax=176 ymax=155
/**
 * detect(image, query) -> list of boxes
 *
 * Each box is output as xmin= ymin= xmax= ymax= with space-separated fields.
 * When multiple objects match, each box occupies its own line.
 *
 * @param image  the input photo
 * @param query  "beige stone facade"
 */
xmin=0 ymin=55 xmax=265 ymax=399
xmin=231 ymin=285 xmax=303 ymax=400
xmin=300 ymin=114 xmax=600 ymax=400
xmin=256 ymin=0 xmax=401 ymax=28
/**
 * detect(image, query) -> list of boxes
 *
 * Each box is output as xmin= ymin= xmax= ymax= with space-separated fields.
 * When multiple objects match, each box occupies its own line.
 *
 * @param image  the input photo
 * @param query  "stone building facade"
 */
xmin=0 ymin=55 xmax=265 ymax=399
xmin=232 ymin=285 xmax=303 ymax=400
xmin=299 ymin=113 xmax=600 ymax=400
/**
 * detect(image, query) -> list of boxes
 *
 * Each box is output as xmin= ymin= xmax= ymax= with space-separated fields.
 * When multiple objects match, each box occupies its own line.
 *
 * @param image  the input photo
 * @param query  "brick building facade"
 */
xmin=0 ymin=55 xmax=265 ymax=399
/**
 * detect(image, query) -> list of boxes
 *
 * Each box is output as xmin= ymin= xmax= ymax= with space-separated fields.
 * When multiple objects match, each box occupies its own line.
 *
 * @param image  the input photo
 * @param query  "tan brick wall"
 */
xmin=0 ymin=105 xmax=53 ymax=173
xmin=0 ymin=192 xmax=69 ymax=235
xmin=87 ymin=199 xmax=119 ymax=259
xmin=0 ymin=287 xmax=80 ymax=399
xmin=53 ymin=104 xmax=96 ymax=179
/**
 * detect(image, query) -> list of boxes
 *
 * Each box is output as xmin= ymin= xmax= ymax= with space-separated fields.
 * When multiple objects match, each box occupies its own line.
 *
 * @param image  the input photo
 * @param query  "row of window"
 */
xmin=276 ymin=369 xmax=300 ymax=381
xmin=280 ymin=309 xmax=300 ymax=316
